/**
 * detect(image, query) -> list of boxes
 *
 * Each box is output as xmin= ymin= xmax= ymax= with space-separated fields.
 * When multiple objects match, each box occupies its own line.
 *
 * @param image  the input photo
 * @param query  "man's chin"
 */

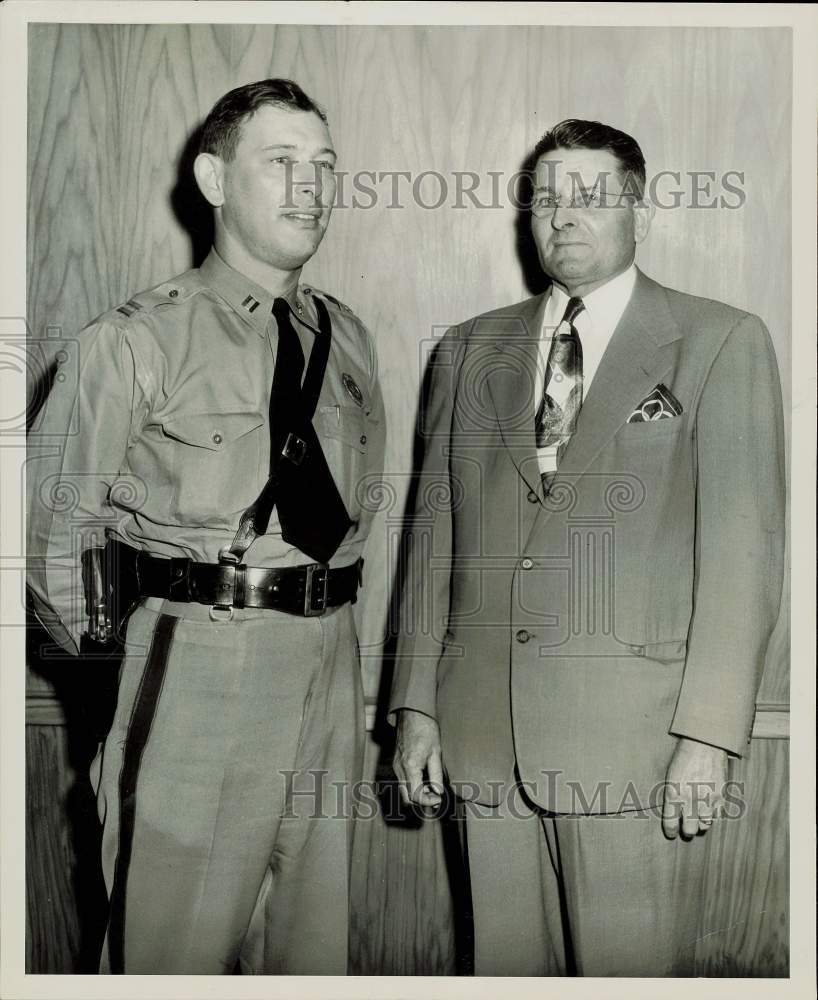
xmin=273 ymin=235 xmax=326 ymax=270
xmin=546 ymin=265 xmax=589 ymax=287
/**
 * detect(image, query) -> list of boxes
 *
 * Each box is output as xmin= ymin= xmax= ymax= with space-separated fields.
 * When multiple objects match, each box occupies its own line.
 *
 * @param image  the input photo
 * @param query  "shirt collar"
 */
xmin=546 ymin=263 xmax=637 ymax=334
xmin=198 ymin=249 xmax=318 ymax=337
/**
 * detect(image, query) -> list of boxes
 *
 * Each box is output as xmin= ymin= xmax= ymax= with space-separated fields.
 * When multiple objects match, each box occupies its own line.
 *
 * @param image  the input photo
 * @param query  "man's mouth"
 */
xmin=282 ymin=209 xmax=323 ymax=223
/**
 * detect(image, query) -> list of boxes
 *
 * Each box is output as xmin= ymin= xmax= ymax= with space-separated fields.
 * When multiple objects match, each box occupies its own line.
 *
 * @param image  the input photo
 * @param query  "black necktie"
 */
xmin=535 ymin=296 xmax=585 ymax=495
xmin=235 ymin=297 xmax=352 ymax=564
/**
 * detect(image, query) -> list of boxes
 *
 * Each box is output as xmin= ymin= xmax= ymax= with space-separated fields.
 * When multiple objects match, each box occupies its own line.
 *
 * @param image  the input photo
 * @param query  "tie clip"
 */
xmin=281 ymin=433 xmax=307 ymax=466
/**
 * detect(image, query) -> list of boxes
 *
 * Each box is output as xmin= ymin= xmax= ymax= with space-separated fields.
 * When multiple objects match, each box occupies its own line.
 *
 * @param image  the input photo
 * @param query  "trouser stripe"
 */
xmin=107 ymin=613 xmax=177 ymax=973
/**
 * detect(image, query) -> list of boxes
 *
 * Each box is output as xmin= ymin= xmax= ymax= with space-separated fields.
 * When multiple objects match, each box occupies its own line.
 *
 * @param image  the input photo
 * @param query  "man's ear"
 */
xmin=193 ymin=152 xmax=225 ymax=208
xmin=633 ymin=198 xmax=655 ymax=244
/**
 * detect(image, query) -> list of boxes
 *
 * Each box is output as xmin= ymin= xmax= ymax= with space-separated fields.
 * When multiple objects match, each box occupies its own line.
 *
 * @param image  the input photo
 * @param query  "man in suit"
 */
xmin=390 ymin=120 xmax=785 ymax=976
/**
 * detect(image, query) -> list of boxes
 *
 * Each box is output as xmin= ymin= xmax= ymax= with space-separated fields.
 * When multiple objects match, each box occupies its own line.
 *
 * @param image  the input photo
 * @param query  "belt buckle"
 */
xmin=210 ymin=547 xmax=238 ymax=621
xmin=304 ymin=563 xmax=328 ymax=616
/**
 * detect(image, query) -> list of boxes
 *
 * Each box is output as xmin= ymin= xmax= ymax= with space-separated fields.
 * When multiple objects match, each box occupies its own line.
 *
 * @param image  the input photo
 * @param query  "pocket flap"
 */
xmin=162 ymin=411 xmax=265 ymax=450
xmin=317 ymin=404 xmax=369 ymax=453
xmin=628 ymin=639 xmax=687 ymax=663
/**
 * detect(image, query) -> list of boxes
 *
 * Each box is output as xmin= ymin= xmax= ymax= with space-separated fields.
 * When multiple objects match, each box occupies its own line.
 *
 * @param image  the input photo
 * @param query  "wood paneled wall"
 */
xmin=26 ymin=22 xmax=791 ymax=976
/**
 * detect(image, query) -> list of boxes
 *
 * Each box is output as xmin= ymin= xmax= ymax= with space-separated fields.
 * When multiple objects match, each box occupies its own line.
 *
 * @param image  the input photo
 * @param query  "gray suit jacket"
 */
xmin=389 ymin=269 xmax=785 ymax=812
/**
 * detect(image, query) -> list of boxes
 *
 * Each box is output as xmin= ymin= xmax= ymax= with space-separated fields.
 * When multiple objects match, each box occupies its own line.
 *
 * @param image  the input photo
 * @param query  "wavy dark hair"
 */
xmin=533 ymin=119 xmax=646 ymax=196
xmin=199 ymin=79 xmax=327 ymax=161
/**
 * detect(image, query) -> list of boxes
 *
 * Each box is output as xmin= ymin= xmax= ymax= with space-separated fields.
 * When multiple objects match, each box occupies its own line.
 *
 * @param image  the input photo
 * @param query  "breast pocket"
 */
xmin=616 ymin=414 xmax=685 ymax=443
xmin=160 ymin=411 xmax=265 ymax=527
xmin=612 ymin=415 xmax=687 ymax=478
xmin=316 ymin=404 xmax=371 ymax=517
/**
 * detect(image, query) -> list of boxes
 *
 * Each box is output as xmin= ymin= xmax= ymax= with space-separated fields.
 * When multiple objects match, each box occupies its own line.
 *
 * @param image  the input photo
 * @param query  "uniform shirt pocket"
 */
xmin=162 ymin=411 xmax=265 ymax=450
xmin=317 ymin=404 xmax=370 ymax=453
xmin=160 ymin=410 xmax=265 ymax=527
xmin=316 ymin=404 xmax=371 ymax=517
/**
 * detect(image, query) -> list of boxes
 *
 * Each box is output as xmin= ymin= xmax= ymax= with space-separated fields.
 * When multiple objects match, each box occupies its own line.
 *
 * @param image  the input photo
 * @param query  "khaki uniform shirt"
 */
xmin=27 ymin=249 xmax=386 ymax=654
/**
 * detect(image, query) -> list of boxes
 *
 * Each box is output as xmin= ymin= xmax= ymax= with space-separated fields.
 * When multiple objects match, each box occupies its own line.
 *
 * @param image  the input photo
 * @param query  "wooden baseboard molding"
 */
xmin=750 ymin=703 xmax=791 ymax=740
xmin=25 ymin=691 xmax=70 ymax=726
xmin=26 ymin=691 xmax=790 ymax=740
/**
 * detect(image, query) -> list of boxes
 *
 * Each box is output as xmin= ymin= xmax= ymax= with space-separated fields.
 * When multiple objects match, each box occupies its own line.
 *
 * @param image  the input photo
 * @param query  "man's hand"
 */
xmin=662 ymin=736 xmax=729 ymax=839
xmin=393 ymin=709 xmax=444 ymax=810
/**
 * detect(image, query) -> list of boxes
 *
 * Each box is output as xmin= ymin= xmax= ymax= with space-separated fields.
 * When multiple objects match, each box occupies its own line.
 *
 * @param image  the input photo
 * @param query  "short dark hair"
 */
xmin=532 ymin=119 xmax=646 ymax=197
xmin=199 ymin=79 xmax=327 ymax=161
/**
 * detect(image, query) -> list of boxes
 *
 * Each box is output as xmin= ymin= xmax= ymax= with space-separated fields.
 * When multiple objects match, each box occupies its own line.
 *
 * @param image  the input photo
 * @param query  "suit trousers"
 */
xmin=463 ymin=783 xmax=708 ymax=976
xmin=90 ymin=596 xmax=364 ymax=974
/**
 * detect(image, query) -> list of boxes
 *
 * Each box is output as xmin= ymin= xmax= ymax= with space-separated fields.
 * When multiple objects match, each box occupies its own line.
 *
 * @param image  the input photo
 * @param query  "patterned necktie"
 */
xmin=535 ymin=296 xmax=585 ymax=495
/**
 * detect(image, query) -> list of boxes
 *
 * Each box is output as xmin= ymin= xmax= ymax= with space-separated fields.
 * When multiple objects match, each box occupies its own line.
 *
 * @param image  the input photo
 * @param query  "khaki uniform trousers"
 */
xmin=463 ymin=782 xmax=708 ymax=976
xmin=90 ymin=596 xmax=364 ymax=974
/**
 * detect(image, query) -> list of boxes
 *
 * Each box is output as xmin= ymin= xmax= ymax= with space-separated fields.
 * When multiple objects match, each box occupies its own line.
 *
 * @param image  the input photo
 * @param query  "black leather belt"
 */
xmin=126 ymin=546 xmax=362 ymax=617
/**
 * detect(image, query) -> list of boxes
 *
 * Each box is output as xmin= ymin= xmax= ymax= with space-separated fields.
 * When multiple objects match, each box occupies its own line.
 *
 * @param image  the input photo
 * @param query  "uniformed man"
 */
xmin=27 ymin=78 xmax=385 ymax=974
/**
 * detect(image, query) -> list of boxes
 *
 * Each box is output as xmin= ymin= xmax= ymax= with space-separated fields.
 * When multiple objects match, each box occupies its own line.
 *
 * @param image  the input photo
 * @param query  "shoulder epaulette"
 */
xmin=111 ymin=276 xmax=197 ymax=320
xmin=303 ymin=286 xmax=356 ymax=318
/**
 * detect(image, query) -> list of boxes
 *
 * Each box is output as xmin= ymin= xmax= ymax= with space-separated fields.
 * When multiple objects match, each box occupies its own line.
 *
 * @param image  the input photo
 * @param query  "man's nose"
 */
xmin=551 ymin=206 xmax=576 ymax=230
xmin=290 ymin=162 xmax=323 ymax=199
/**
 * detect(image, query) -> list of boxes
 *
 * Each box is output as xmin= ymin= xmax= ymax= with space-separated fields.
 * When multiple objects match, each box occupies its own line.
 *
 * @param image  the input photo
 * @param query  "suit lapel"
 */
xmin=542 ymin=269 xmax=682 ymax=483
xmin=484 ymin=291 xmax=549 ymax=496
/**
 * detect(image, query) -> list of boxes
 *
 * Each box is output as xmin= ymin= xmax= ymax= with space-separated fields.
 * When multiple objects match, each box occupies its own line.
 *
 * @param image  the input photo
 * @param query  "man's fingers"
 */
xmin=395 ymin=770 xmax=410 ymax=805
xmin=393 ymin=711 xmax=445 ymax=810
xmin=680 ymin=812 xmax=699 ymax=838
xmin=416 ymin=786 xmax=444 ymax=810
xmin=397 ymin=750 xmax=440 ymax=806
xmin=661 ymin=784 xmax=682 ymax=839
xmin=393 ymin=756 xmax=443 ymax=808
xmin=427 ymin=748 xmax=444 ymax=790
xmin=392 ymin=754 xmax=416 ymax=805
xmin=662 ymin=812 xmax=680 ymax=839
xmin=402 ymin=758 xmax=428 ymax=804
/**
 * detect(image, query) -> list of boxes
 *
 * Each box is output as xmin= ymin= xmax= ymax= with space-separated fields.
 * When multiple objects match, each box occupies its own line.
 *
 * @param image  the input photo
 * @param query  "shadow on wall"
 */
xmin=170 ymin=122 xmax=214 ymax=269
xmin=515 ymin=146 xmax=551 ymax=299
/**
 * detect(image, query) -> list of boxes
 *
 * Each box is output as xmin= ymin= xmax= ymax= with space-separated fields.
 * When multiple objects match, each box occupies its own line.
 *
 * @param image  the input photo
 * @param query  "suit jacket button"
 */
xmin=527 ymin=489 xmax=538 ymax=503
xmin=515 ymin=629 xmax=532 ymax=644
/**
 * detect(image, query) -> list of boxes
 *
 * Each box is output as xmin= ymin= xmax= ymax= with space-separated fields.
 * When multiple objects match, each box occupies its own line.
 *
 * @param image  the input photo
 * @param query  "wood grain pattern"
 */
xmin=25 ymin=22 xmax=791 ymax=977
xmin=348 ymin=738 xmax=459 ymax=975
xmin=694 ymin=738 xmax=789 ymax=976
xmin=27 ymin=23 xmax=791 ymax=704
xmin=26 ymin=726 xmax=78 ymax=972
xmin=25 ymin=724 xmax=107 ymax=973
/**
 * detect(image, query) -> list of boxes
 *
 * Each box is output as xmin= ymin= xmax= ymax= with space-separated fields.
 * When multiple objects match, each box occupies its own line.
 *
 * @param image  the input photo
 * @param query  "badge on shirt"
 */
xmin=342 ymin=373 xmax=364 ymax=407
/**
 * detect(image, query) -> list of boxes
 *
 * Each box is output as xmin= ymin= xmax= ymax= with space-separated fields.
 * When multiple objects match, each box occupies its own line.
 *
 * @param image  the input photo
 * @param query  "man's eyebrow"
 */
xmin=259 ymin=144 xmax=337 ymax=158
xmin=533 ymin=184 xmax=556 ymax=193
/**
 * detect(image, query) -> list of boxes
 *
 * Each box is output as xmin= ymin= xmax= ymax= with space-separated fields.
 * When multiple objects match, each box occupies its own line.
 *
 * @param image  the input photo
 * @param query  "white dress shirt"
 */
xmin=535 ymin=263 xmax=637 ymax=475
